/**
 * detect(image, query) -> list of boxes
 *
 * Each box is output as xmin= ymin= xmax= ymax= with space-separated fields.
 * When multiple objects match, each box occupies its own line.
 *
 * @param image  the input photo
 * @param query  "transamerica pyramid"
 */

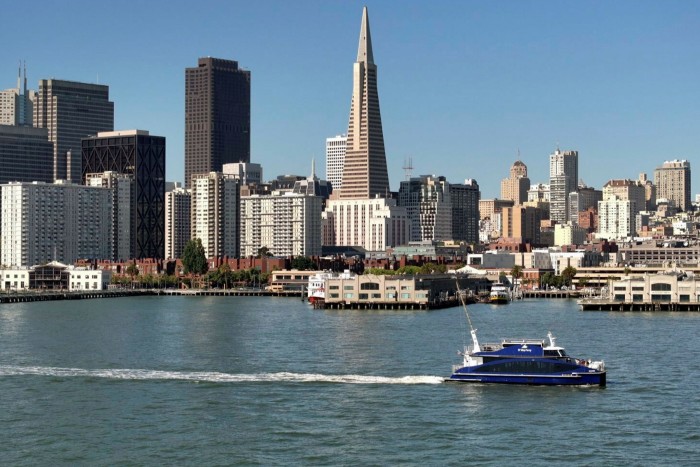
xmin=339 ymin=6 xmax=390 ymax=199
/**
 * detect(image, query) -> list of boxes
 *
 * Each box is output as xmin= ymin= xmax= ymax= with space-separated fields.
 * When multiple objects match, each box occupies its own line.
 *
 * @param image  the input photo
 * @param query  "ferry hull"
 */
xmin=446 ymin=371 xmax=606 ymax=386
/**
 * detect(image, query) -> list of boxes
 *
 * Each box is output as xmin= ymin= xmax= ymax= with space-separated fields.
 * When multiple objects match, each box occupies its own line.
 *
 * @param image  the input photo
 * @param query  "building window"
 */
xmin=651 ymin=283 xmax=672 ymax=291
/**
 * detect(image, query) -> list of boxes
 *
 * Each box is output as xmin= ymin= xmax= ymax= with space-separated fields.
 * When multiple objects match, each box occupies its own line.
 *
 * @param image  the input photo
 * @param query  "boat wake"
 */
xmin=0 ymin=365 xmax=444 ymax=385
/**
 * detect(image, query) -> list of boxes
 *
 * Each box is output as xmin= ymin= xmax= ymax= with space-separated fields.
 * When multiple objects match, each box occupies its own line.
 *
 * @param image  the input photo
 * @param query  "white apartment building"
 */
xmin=165 ymin=187 xmax=192 ymax=259
xmin=323 ymin=197 xmax=410 ymax=251
xmin=325 ymin=134 xmax=347 ymax=192
xmin=86 ymin=171 xmax=134 ymax=261
xmin=240 ymin=192 xmax=322 ymax=258
xmin=597 ymin=196 xmax=635 ymax=240
xmin=191 ymin=172 xmax=239 ymax=259
xmin=554 ymin=222 xmax=588 ymax=246
xmin=1 ymin=181 xmax=112 ymax=267
xmin=549 ymin=149 xmax=578 ymax=223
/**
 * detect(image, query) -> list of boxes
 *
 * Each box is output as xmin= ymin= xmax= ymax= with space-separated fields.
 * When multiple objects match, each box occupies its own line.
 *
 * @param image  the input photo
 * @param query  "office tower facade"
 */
xmin=1 ymin=181 xmax=112 ymax=267
xmin=165 ymin=187 xmax=191 ymax=260
xmin=86 ymin=172 xmax=135 ymax=261
xmin=0 ymin=125 xmax=53 ymax=184
xmin=500 ymin=160 xmax=530 ymax=205
xmin=638 ymin=173 xmax=656 ymax=211
xmin=528 ymin=183 xmax=550 ymax=203
xmin=501 ymin=205 xmax=543 ymax=244
xmin=190 ymin=172 xmax=239 ymax=259
xmin=398 ymin=175 xmax=452 ymax=242
xmin=450 ymin=179 xmax=480 ymax=244
xmin=185 ymin=57 xmax=250 ymax=188
xmin=339 ymin=7 xmax=390 ymax=199
xmin=240 ymin=192 xmax=322 ymax=258
xmin=598 ymin=197 xmax=635 ymax=240
xmin=0 ymin=64 xmax=35 ymax=126
xmin=222 ymin=162 xmax=263 ymax=185
xmin=325 ymin=134 xmax=347 ymax=192
xmin=549 ymin=149 xmax=578 ymax=223
xmin=34 ymin=79 xmax=114 ymax=182
xmin=82 ymin=130 xmax=166 ymax=259
xmin=654 ymin=160 xmax=691 ymax=211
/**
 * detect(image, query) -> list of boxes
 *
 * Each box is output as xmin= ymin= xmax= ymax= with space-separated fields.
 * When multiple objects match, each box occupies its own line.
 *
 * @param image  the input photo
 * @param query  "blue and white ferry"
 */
xmin=447 ymin=331 xmax=606 ymax=386
xmin=447 ymin=284 xmax=606 ymax=386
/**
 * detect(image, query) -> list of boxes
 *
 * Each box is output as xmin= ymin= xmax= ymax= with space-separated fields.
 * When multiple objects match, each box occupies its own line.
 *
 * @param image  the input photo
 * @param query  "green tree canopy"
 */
xmin=291 ymin=256 xmax=317 ymax=270
xmin=257 ymin=246 xmax=273 ymax=258
xmin=125 ymin=262 xmax=139 ymax=277
xmin=562 ymin=266 xmax=578 ymax=286
xmin=182 ymin=238 xmax=209 ymax=275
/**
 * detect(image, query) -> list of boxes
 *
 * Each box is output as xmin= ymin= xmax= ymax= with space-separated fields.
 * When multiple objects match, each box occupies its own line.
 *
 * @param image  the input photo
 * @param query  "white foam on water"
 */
xmin=0 ymin=365 xmax=444 ymax=385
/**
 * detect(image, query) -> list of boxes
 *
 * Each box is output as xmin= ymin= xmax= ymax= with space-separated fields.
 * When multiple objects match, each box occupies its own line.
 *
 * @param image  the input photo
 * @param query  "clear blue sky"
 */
xmin=3 ymin=0 xmax=699 ymax=198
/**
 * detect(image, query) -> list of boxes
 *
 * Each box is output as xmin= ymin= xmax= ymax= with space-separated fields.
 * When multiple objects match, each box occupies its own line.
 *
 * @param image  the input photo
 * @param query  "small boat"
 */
xmin=489 ymin=282 xmax=510 ymax=304
xmin=446 ymin=285 xmax=606 ymax=386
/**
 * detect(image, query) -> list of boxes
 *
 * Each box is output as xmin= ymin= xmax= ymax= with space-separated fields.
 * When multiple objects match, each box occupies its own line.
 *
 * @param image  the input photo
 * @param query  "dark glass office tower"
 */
xmin=34 ymin=79 xmax=114 ymax=182
xmin=82 ymin=130 xmax=166 ymax=260
xmin=185 ymin=57 xmax=250 ymax=188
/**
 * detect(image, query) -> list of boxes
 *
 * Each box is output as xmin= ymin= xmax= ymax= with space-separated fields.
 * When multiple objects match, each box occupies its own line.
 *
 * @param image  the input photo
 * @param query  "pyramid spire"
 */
xmin=356 ymin=6 xmax=374 ymax=64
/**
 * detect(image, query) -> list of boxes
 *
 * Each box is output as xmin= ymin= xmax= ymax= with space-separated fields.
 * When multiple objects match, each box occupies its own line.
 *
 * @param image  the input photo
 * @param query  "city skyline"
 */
xmin=2 ymin=1 xmax=699 ymax=197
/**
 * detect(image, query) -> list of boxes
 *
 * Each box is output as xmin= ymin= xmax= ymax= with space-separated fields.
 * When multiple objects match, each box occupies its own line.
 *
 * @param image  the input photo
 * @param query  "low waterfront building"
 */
xmin=323 ymin=273 xmax=489 ymax=309
xmin=609 ymin=273 xmax=700 ymax=303
xmin=0 ymin=261 xmax=112 ymax=290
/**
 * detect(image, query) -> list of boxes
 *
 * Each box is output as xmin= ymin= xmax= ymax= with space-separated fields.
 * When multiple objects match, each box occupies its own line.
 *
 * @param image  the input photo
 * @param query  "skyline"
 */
xmin=2 ymin=1 xmax=699 ymax=198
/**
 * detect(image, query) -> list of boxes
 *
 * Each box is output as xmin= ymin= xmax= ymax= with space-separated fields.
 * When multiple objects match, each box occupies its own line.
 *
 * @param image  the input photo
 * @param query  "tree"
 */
xmin=125 ymin=262 xmax=139 ymax=278
xmin=182 ymin=238 xmax=209 ymax=275
xmin=511 ymin=265 xmax=523 ymax=289
xmin=257 ymin=246 xmax=273 ymax=258
xmin=562 ymin=266 xmax=578 ymax=287
xmin=291 ymin=256 xmax=317 ymax=270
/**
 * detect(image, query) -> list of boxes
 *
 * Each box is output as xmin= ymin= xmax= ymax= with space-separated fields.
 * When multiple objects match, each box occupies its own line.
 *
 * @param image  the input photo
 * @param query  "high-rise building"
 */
xmin=185 ymin=57 xmax=250 ymax=188
xmin=549 ymin=149 xmax=578 ymax=223
xmin=338 ymin=7 xmax=389 ymax=199
xmin=0 ymin=125 xmax=53 ymax=184
xmin=638 ymin=173 xmax=656 ymax=211
xmin=240 ymin=192 xmax=322 ymax=258
xmin=398 ymin=175 xmax=452 ymax=242
xmin=82 ymin=130 xmax=166 ymax=259
xmin=86 ymin=171 xmax=135 ymax=261
xmin=34 ymin=79 xmax=114 ymax=182
xmin=450 ymin=179 xmax=480 ymax=244
xmin=1 ymin=181 xmax=112 ymax=266
xmin=598 ymin=197 xmax=635 ymax=240
xmin=190 ymin=172 xmax=239 ymax=259
xmin=501 ymin=205 xmax=543 ymax=244
xmin=0 ymin=63 xmax=35 ymax=126
xmin=165 ymin=187 xmax=191 ymax=260
xmin=222 ymin=162 xmax=263 ymax=185
xmin=500 ymin=160 xmax=530 ymax=205
xmin=654 ymin=160 xmax=691 ymax=211
xmin=325 ymin=134 xmax=347 ymax=192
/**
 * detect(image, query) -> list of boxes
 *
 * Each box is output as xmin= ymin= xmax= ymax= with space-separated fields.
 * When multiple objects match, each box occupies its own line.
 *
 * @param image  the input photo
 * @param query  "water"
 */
xmin=1 ymin=296 xmax=699 ymax=465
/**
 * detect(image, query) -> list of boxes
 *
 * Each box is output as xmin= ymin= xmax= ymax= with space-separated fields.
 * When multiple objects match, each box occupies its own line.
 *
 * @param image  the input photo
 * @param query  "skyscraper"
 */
xmin=325 ymin=134 xmax=347 ymax=191
xmin=190 ymin=172 xmax=240 ymax=259
xmin=500 ymin=160 xmax=530 ymax=205
xmin=549 ymin=149 xmax=578 ymax=223
xmin=0 ymin=63 xmax=35 ymax=126
xmin=339 ymin=7 xmax=389 ymax=199
xmin=34 ymin=79 xmax=114 ymax=182
xmin=82 ymin=130 xmax=166 ymax=259
xmin=185 ymin=57 xmax=250 ymax=188
xmin=654 ymin=160 xmax=691 ymax=211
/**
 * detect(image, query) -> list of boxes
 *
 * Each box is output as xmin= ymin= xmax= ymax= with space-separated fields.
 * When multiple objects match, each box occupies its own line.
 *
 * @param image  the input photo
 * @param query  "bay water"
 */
xmin=1 ymin=296 xmax=699 ymax=465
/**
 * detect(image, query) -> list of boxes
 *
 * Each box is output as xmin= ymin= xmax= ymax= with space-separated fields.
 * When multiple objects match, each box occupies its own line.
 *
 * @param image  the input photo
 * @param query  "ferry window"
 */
xmin=651 ymin=283 xmax=672 ymax=291
xmin=360 ymin=283 xmax=379 ymax=290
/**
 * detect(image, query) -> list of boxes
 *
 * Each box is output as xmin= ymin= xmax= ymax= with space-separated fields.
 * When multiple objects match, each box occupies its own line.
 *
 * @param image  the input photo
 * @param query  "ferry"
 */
xmin=447 ymin=285 xmax=606 ymax=386
xmin=489 ymin=282 xmax=510 ymax=304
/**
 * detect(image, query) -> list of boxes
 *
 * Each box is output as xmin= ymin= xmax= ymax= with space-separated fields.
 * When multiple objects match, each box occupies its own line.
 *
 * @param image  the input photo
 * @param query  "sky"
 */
xmin=2 ymin=0 xmax=699 ymax=198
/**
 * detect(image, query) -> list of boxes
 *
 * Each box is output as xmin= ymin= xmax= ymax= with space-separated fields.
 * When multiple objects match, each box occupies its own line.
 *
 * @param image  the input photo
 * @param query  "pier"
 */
xmin=579 ymin=299 xmax=700 ymax=312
